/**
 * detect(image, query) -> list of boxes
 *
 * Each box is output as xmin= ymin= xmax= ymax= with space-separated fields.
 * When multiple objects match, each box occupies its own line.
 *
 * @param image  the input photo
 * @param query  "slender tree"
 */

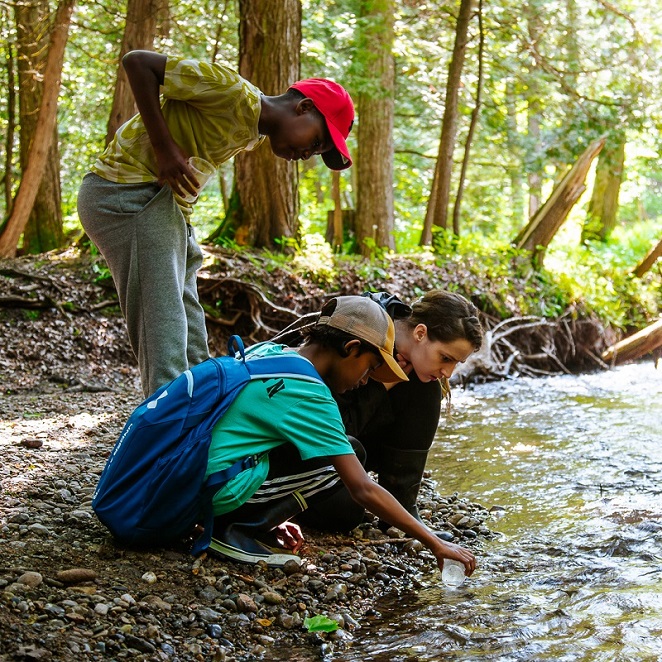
xmin=105 ymin=0 xmax=164 ymax=145
xmin=420 ymin=0 xmax=475 ymax=245
xmin=514 ymin=136 xmax=605 ymax=264
xmin=10 ymin=0 xmax=69 ymax=254
xmin=354 ymin=0 xmax=395 ymax=254
xmin=524 ymin=0 xmax=543 ymax=219
xmin=633 ymin=237 xmax=662 ymax=278
xmin=223 ymin=0 xmax=301 ymax=248
xmin=504 ymin=79 xmax=526 ymax=231
xmin=2 ymin=8 xmax=16 ymax=218
xmin=329 ymin=170 xmax=343 ymax=248
xmin=451 ymin=0 xmax=483 ymax=235
xmin=581 ymin=136 xmax=626 ymax=243
xmin=0 ymin=0 xmax=75 ymax=257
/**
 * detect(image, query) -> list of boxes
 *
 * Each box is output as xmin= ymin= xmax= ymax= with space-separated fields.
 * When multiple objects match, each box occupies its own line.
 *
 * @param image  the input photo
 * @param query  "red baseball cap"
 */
xmin=289 ymin=78 xmax=354 ymax=170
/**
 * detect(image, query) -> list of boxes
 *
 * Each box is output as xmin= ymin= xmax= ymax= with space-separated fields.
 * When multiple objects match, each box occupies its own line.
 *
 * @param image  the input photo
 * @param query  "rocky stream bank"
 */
xmin=0 ymin=381 xmax=497 ymax=661
xmin=0 ymin=250 xmax=504 ymax=661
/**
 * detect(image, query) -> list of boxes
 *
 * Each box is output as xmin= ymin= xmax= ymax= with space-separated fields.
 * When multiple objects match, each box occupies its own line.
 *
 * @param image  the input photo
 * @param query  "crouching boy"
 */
xmin=206 ymin=296 xmax=476 ymax=578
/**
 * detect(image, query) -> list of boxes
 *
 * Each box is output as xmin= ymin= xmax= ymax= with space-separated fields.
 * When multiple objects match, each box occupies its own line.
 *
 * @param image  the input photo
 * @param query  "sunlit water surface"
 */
xmin=292 ymin=363 xmax=662 ymax=661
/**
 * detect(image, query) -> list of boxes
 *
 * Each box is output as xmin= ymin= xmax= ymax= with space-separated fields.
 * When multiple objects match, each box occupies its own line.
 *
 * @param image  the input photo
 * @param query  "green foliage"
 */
xmin=91 ymin=262 xmax=112 ymax=286
xmin=431 ymin=226 xmax=660 ymax=326
xmin=22 ymin=310 xmax=41 ymax=322
xmin=232 ymin=243 xmax=291 ymax=274
xmin=432 ymin=228 xmax=565 ymax=317
xmin=291 ymin=233 xmax=337 ymax=285
xmin=360 ymin=237 xmax=389 ymax=261
xmin=353 ymin=254 xmax=390 ymax=283
xmin=547 ymin=222 xmax=661 ymax=329
xmin=618 ymin=152 xmax=662 ymax=223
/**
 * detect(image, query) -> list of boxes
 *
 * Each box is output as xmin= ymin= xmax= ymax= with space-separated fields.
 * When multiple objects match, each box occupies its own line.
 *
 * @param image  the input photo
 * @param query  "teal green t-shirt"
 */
xmin=206 ymin=344 xmax=354 ymax=515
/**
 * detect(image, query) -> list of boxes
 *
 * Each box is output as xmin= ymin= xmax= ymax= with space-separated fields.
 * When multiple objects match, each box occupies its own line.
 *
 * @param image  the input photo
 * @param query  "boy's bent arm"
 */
xmin=122 ymin=50 xmax=197 ymax=199
xmin=330 ymin=454 xmax=476 ymax=576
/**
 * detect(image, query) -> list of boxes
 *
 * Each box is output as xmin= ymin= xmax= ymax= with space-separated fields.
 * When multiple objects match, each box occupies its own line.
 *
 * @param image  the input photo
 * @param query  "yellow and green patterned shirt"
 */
xmin=92 ymin=57 xmax=265 ymax=184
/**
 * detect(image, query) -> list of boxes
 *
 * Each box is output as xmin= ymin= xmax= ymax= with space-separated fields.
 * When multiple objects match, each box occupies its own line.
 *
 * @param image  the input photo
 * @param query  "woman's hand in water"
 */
xmin=433 ymin=540 xmax=476 ymax=576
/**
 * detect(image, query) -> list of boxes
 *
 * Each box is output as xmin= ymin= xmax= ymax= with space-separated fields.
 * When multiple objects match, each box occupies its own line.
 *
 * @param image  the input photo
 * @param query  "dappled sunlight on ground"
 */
xmin=1 ymin=410 xmax=111 ymax=446
xmin=0 ymin=389 xmax=139 ymax=499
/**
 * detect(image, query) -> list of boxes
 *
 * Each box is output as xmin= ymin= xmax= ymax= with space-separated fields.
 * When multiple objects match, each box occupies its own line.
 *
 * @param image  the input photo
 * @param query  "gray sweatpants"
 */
xmin=77 ymin=173 xmax=210 ymax=396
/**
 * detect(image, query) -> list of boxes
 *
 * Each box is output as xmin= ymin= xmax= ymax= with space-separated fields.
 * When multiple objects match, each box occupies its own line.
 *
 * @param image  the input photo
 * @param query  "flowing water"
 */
xmin=342 ymin=363 xmax=662 ymax=661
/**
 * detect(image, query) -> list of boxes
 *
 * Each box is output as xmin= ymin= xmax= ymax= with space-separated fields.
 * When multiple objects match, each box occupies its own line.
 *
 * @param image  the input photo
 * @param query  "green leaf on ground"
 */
xmin=303 ymin=615 xmax=340 ymax=632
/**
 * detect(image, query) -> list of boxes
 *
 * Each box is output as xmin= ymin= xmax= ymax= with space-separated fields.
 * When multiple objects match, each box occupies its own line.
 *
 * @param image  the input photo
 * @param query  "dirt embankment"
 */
xmin=0 ymin=247 xmax=615 ymax=393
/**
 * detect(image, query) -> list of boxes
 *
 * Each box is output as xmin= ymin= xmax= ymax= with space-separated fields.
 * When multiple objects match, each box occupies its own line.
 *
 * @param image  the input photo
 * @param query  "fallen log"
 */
xmin=632 ymin=237 xmax=662 ymax=278
xmin=513 ymin=136 xmax=606 ymax=265
xmin=601 ymin=318 xmax=662 ymax=364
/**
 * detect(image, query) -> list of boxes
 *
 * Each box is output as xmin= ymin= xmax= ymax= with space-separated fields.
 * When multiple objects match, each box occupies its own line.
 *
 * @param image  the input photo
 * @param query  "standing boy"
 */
xmin=203 ymin=296 xmax=477 ymax=578
xmin=77 ymin=50 xmax=355 ymax=396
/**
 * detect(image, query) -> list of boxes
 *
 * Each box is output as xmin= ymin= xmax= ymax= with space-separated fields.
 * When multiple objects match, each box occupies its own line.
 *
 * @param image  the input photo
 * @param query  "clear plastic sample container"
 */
xmin=441 ymin=559 xmax=466 ymax=587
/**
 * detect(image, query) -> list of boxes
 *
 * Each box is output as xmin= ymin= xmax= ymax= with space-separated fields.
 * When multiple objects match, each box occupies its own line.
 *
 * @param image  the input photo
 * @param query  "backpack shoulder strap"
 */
xmin=227 ymin=335 xmax=323 ymax=385
xmin=246 ymin=353 xmax=323 ymax=384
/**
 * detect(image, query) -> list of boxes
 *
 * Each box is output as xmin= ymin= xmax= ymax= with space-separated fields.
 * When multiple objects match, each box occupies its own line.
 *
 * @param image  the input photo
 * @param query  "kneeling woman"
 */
xmin=274 ymin=290 xmax=484 ymax=534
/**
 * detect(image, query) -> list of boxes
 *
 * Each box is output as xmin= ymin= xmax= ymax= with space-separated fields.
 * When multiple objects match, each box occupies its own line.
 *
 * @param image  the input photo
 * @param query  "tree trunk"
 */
xmin=327 ymin=170 xmax=343 ymax=248
xmin=21 ymin=134 xmax=62 ymax=254
xmin=601 ymin=319 xmax=662 ymax=365
xmin=526 ymin=3 xmax=543 ymax=219
xmin=527 ymin=126 xmax=542 ymax=218
xmin=633 ymin=237 xmax=662 ymax=278
xmin=15 ymin=0 xmax=64 ymax=253
xmin=451 ymin=0 xmax=483 ymax=236
xmin=513 ymin=136 xmax=605 ymax=265
xmin=229 ymin=0 xmax=300 ymax=248
xmin=105 ymin=0 xmax=162 ymax=145
xmin=581 ymin=138 xmax=625 ymax=243
xmin=16 ymin=0 xmax=63 ymax=254
xmin=3 ymin=25 xmax=16 ymax=218
xmin=218 ymin=161 xmax=230 ymax=214
xmin=505 ymin=79 xmax=525 ymax=231
xmin=0 ymin=0 xmax=74 ymax=258
xmin=421 ymin=0 xmax=474 ymax=245
xmin=355 ymin=0 xmax=395 ymax=255
xmin=20 ymin=5 xmax=63 ymax=257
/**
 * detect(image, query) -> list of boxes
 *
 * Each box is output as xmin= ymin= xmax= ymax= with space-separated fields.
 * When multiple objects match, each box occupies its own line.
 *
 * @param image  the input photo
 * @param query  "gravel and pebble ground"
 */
xmin=0 ymin=378 xmax=496 ymax=661
xmin=1 ymin=254 xmax=500 ymax=660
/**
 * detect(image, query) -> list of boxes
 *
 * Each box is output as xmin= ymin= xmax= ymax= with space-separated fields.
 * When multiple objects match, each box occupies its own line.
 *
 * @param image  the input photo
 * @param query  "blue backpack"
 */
xmin=92 ymin=336 xmax=323 ymax=555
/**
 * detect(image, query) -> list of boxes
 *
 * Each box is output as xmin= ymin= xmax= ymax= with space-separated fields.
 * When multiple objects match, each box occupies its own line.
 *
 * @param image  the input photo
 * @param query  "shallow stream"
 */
xmin=344 ymin=363 xmax=662 ymax=661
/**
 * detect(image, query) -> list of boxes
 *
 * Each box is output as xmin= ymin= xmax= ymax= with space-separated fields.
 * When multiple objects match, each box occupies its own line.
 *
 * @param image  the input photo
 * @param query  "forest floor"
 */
xmin=0 ymin=247 xmax=614 ymax=661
